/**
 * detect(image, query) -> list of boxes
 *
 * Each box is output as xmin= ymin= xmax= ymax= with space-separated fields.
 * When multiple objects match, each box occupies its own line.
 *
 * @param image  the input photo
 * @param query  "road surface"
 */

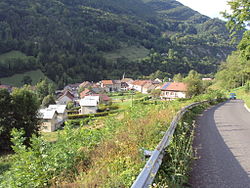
xmin=189 ymin=100 xmax=250 ymax=188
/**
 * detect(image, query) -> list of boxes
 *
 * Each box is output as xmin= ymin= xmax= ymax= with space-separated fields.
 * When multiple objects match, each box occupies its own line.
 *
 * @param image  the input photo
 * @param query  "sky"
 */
xmin=177 ymin=0 xmax=231 ymax=20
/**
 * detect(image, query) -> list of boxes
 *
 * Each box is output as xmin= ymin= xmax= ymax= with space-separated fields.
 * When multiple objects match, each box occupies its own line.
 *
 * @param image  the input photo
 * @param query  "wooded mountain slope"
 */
xmin=0 ymin=0 xmax=237 ymax=87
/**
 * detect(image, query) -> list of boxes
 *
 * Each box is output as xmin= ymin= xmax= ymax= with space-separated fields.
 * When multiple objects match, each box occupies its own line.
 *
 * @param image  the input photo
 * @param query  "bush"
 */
xmin=0 ymin=124 xmax=103 ymax=187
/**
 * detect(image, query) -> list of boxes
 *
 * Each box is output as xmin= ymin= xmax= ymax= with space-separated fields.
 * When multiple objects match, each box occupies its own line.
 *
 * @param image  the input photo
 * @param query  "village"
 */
xmin=0 ymin=77 xmax=212 ymax=133
xmin=37 ymin=78 xmax=192 ymax=132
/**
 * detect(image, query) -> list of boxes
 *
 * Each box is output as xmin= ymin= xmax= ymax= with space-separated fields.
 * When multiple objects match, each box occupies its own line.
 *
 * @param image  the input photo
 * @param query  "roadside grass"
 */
xmin=103 ymin=45 xmax=149 ymax=62
xmin=0 ymin=70 xmax=53 ymax=87
xmin=233 ymin=87 xmax=250 ymax=108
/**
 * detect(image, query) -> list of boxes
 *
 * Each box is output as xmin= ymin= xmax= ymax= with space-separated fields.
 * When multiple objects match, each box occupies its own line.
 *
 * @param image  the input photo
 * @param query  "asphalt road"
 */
xmin=189 ymin=100 xmax=250 ymax=188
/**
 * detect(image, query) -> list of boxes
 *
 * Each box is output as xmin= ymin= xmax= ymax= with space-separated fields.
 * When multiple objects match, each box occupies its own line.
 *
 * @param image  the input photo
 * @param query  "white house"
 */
xmin=48 ymin=104 xmax=67 ymax=122
xmin=160 ymin=82 xmax=188 ymax=100
xmin=39 ymin=105 xmax=67 ymax=132
xmin=130 ymin=80 xmax=151 ymax=92
xmin=79 ymin=96 xmax=100 ymax=114
xmin=39 ymin=109 xmax=60 ymax=132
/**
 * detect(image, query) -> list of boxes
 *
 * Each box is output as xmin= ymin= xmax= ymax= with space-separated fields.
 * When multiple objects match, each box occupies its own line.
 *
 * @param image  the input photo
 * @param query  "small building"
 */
xmin=79 ymin=96 xmax=100 ymax=114
xmin=130 ymin=80 xmax=151 ymax=93
xmin=101 ymin=80 xmax=114 ymax=92
xmin=39 ymin=104 xmax=67 ymax=132
xmin=202 ymin=78 xmax=213 ymax=81
xmin=39 ymin=109 xmax=60 ymax=132
xmin=57 ymin=90 xmax=75 ymax=105
xmin=160 ymin=82 xmax=188 ymax=100
xmin=48 ymin=104 xmax=67 ymax=122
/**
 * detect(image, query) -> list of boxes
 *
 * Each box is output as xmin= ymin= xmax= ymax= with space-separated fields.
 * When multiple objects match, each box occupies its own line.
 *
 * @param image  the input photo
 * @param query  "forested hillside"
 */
xmin=0 ymin=0 xmax=237 ymax=87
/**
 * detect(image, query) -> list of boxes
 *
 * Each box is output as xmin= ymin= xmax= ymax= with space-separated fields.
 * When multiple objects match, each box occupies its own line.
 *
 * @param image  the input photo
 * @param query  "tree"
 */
xmin=0 ymin=87 xmax=40 ymax=151
xmin=223 ymin=0 xmax=250 ymax=60
xmin=150 ymin=89 xmax=161 ymax=98
xmin=184 ymin=70 xmax=203 ymax=97
xmin=36 ymin=78 xmax=55 ymax=103
xmin=173 ymin=73 xmax=183 ymax=82
xmin=11 ymin=87 xmax=40 ymax=146
xmin=223 ymin=0 xmax=250 ymax=32
xmin=42 ymin=95 xmax=56 ymax=108
xmin=21 ymin=75 xmax=32 ymax=85
xmin=0 ymin=89 xmax=13 ymax=150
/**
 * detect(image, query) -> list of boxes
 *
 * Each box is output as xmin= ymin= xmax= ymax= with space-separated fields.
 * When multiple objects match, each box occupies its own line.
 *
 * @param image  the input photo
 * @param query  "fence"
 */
xmin=131 ymin=100 xmax=213 ymax=188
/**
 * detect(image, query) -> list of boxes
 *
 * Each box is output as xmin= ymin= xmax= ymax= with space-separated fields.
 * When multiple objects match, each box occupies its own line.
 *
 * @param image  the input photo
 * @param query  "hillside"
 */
xmin=0 ymin=0 xmax=237 ymax=87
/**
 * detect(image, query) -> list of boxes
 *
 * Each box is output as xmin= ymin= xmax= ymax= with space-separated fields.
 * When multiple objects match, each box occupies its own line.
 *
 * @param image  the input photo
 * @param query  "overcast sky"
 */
xmin=177 ymin=0 xmax=231 ymax=20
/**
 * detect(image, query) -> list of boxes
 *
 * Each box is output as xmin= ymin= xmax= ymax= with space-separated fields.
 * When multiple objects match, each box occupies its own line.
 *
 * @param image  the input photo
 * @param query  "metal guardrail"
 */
xmin=131 ymin=100 xmax=213 ymax=188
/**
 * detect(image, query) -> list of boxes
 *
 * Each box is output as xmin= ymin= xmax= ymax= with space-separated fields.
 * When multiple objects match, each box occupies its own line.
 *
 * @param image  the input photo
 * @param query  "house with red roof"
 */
xmin=80 ymin=89 xmax=95 ymax=99
xmin=160 ymin=82 xmax=188 ymax=100
xmin=101 ymin=80 xmax=114 ymax=92
xmin=129 ymin=80 xmax=152 ymax=93
xmin=101 ymin=80 xmax=121 ymax=92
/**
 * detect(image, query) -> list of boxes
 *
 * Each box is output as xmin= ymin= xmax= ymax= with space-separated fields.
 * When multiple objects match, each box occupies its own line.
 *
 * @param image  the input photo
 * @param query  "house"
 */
xmin=91 ymin=84 xmax=104 ymax=93
xmin=48 ymin=104 xmax=67 ymax=122
xmin=39 ymin=104 xmax=67 ymax=132
xmin=101 ymin=80 xmax=114 ymax=92
xmin=64 ymin=83 xmax=80 ymax=92
xmin=129 ymin=80 xmax=151 ymax=92
xmin=202 ymin=78 xmax=213 ymax=81
xmin=113 ymin=80 xmax=121 ymax=92
xmin=154 ymin=78 xmax=163 ymax=83
xmin=57 ymin=90 xmax=75 ymax=105
xmin=92 ymin=94 xmax=110 ymax=105
xmin=39 ymin=109 xmax=60 ymax=132
xmin=121 ymin=82 xmax=129 ymax=91
xmin=79 ymin=96 xmax=100 ymax=114
xmin=80 ymin=89 xmax=95 ymax=99
xmin=121 ymin=78 xmax=133 ymax=91
xmin=160 ymin=82 xmax=188 ymax=100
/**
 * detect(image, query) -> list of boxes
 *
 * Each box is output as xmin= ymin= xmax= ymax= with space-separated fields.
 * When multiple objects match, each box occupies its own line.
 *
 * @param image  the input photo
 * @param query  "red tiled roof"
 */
xmin=162 ymin=82 xmax=187 ymax=92
xmin=132 ymin=80 xmax=151 ymax=86
xmin=102 ymin=80 xmax=113 ymax=85
xmin=80 ymin=81 xmax=91 ymax=88
xmin=80 ymin=89 xmax=92 ymax=98
xmin=121 ymin=78 xmax=133 ymax=83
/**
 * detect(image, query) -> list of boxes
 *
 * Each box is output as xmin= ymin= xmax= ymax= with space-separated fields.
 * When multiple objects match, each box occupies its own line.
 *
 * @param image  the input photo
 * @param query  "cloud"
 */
xmin=177 ymin=0 xmax=231 ymax=19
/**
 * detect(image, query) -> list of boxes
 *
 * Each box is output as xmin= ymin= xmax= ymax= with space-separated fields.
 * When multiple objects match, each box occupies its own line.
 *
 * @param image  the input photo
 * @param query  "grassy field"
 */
xmin=103 ymin=45 xmax=149 ymax=62
xmin=0 ymin=70 xmax=53 ymax=87
xmin=0 ymin=51 xmax=28 ymax=64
